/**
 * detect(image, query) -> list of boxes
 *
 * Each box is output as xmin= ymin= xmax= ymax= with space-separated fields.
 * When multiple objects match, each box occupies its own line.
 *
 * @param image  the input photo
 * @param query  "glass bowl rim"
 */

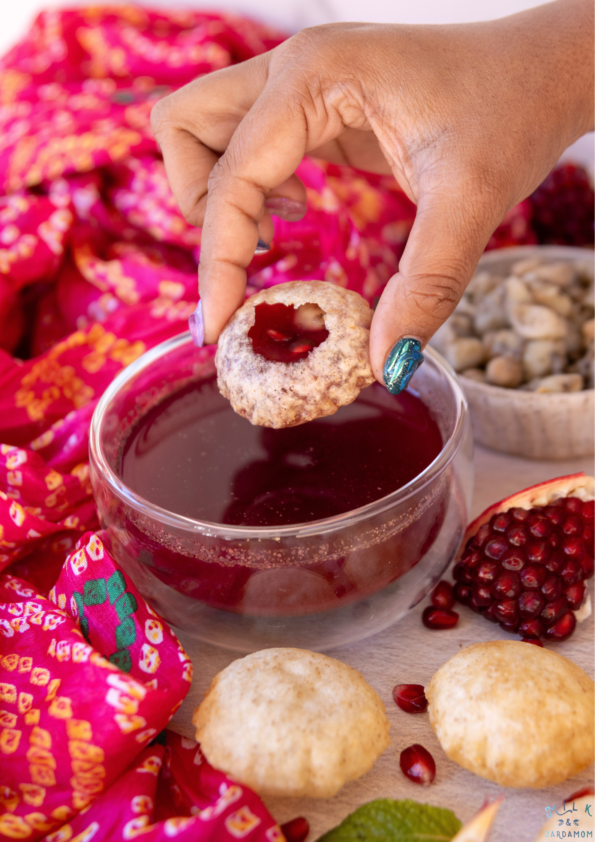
xmin=90 ymin=331 xmax=469 ymax=539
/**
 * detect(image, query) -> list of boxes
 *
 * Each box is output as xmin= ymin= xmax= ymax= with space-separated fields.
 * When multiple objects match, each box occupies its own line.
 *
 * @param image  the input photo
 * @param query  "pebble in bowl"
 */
xmin=431 ymin=245 xmax=594 ymax=459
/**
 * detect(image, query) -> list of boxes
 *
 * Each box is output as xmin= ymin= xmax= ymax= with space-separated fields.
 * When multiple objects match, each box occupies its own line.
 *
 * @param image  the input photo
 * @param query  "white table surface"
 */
xmin=169 ymin=444 xmax=595 ymax=842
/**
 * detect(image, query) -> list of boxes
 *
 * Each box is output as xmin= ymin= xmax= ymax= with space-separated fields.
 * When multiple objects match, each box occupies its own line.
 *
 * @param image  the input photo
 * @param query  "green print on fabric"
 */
xmin=74 ymin=571 xmax=140 ymax=673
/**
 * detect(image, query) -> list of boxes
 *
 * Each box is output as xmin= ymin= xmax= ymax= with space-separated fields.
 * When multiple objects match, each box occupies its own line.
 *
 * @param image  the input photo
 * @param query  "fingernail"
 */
xmin=264 ymin=197 xmax=307 ymax=221
xmin=383 ymin=337 xmax=424 ymax=395
xmin=188 ymin=300 xmax=204 ymax=347
xmin=255 ymin=238 xmax=271 ymax=255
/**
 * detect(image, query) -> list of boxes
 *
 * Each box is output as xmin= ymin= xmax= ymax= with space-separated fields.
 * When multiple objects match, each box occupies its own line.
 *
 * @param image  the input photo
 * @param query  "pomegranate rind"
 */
xmin=216 ymin=281 xmax=375 ymax=428
xmin=427 ymin=641 xmax=595 ymax=788
xmin=457 ymin=473 xmax=594 ymax=561
xmin=451 ymin=797 xmax=503 ymax=842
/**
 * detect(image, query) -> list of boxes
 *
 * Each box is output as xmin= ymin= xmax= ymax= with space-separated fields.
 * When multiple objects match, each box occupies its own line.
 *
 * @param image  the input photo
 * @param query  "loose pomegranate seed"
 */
xmin=493 ymin=599 xmax=518 ymax=624
xmin=484 ymin=538 xmax=508 ymax=560
xmin=431 ymin=580 xmax=454 ymax=609
xmin=544 ymin=611 xmax=576 ymax=642
xmin=518 ymin=591 xmax=545 ymax=619
xmin=453 ymin=562 xmax=473 ymax=585
xmin=399 ymin=744 xmax=436 ymax=785
xmin=266 ymin=328 xmax=292 ymax=342
xmin=527 ymin=540 xmax=552 ymax=564
xmin=472 ymin=585 xmax=494 ymax=607
xmin=454 ymin=583 xmax=471 ymax=605
xmin=491 ymin=572 xmax=521 ymax=600
xmin=566 ymin=787 xmax=595 ymax=801
xmin=474 ymin=561 xmax=500 ymax=585
xmin=520 ymin=565 xmax=547 ymax=590
xmin=491 ymin=512 xmax=512 ymax=532
xmin=521 ymin=638 xmax=544 ymax=646
xmin=565 ymin=497 xmax=583 ymax=513
xmin=453 ymin=491 xmax=593 ymax=643
xmin=564 ymin=582 xmax=586 ymax=610
xmin=519 ymin=618 xmax=544 ymax=639
xmin=281 ymin=817 xmax=310 ymax=842
xmin=562 ymin=537 xmax=586 ymax=560
xmin=393 ymin=684 xmax=428 ymax=713
xmin=540 ymin=575 xmax=562 ymax=602
xmin=561 ymin=559 xmax=582 ymax=586
xmin=506 ymin=524 xmax=529 ymax=547
xmin=540 ymin=598 xmax=568 ymax=627
xmin=422 ymin=606 xmax=459 ymax=629
xmin=501 ymin=548 xmax=525 ymax=572
xmin=511 ymin=507 xmax=530 ymax=521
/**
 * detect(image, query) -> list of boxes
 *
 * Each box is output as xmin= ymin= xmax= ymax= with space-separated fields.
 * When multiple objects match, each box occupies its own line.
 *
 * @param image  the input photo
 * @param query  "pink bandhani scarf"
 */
xmin=0 ymin=6 xmax=544 ymax=841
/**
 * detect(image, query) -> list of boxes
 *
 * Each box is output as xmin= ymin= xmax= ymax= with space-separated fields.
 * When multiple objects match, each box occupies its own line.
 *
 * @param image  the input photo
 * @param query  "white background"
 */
xmin=1 ymin=0 xmax=593 ymax=167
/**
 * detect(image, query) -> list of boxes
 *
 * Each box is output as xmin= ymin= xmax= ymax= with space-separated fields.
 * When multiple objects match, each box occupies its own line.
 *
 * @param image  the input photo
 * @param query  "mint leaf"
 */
xmin=317 ymin=799 xmax=462 ymax=842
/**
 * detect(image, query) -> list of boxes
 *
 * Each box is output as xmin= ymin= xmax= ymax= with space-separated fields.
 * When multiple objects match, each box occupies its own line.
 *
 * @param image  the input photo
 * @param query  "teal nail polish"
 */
xmin=383 ymin=338 xmax=424 ymax=395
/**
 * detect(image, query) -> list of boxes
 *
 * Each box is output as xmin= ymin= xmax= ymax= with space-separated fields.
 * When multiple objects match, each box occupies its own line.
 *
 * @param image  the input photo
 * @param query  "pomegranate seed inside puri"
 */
xmin=453 ymin=495 xmax=593 ymax=643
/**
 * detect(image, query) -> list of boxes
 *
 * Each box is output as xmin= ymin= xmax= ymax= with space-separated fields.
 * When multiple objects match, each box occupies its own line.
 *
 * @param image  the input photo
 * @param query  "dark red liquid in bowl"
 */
xmin=118 ymin=376 xmax=447 ymax=616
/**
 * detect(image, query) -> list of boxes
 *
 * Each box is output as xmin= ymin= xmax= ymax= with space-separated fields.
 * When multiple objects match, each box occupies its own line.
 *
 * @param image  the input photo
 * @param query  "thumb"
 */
xmin=369 ymin=193 xmax=501 ymax=393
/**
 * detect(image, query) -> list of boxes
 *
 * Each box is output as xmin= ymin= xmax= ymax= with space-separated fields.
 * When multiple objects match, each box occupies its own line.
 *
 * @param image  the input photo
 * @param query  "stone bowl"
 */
xmin=459 ymin=246 xmax=594 ymax=460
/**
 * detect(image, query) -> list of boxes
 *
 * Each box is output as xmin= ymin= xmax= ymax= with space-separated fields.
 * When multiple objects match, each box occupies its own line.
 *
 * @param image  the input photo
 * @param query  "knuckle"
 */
xmin=149 ymin=95 xmax=172 ymax=138
xmin=402 ymin=273 xmax=463 ymax=323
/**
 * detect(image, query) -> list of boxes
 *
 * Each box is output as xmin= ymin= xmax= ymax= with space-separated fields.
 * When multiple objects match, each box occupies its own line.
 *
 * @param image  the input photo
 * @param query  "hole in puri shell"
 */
xmin=248 ymin=302 xmax=329 ymax=363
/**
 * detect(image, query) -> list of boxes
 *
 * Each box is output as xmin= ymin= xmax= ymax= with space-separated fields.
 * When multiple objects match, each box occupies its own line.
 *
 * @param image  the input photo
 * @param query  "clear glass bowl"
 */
xmin=90 ymin=333 xmax=473 ymax=652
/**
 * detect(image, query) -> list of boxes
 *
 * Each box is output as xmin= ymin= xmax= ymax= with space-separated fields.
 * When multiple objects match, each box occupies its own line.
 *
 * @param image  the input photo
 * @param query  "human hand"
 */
xmin=151 ymin=0 xmax=593 ymax=392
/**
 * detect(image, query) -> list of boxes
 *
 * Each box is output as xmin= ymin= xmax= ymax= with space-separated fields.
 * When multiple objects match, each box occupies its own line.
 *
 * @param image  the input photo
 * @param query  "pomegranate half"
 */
xmin=453 ymin=472 xmax=594 ymax=643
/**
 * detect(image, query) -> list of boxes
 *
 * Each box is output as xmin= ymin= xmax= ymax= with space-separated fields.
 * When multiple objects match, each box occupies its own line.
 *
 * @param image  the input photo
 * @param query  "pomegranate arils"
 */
xmin=493 ymin=599 xmax=518 ymax=624
xmin=528 ymin=515 xmax=552 ymax=539
xmin=545 ymin=506 xmax=565 ymax=526
xmin=562 ymin=537 xmax=586 ymax=560
xmin=393 ymin=684 xmax=428 ymax=713
xmin=491 ymin=512 xmax=512 ymax=532
xmin=474 ymin=561 xmax=499 ymax=585
xmin=519 ymin=618 xmax=543 ymax=639
xmin=280 ymin=817 xmax=310 ymax=842
xmin=520 ymin=565 xmax=547 ymax=590
xmin=564 ymin=582 xmax=586 ymax=610
xmin=422 ymin=606 xmax=459 ymax=629
xmin=522 ymin=637 xmax=544 ymax=646
xmin=518 ymin=591 xmax=545 ymax=619
xmin=544 ymin=611 xmax=576 ymax=642
xmin=289 ymin=340 xmax=313 ymax=354
xmin=540 ymin=598 xmax=568 ymax=627
xmin=454 ymin=583 xmax=471 ymax=605
xmin=491 ymin=572 xmax=521 ymax=600
xmin=561 ymin=559 xmax=582 ymax=586
xmin=567 ymin=787 xmax=595 ymax=801
xmin=266 ymin=328 xmax=292 ymax=342
xmin=453 ymin=562 xmax=473 ymax=585
xmin=562 ymin=515 xmax=582 ymax=535
xmin=431 ymin=580 xmax=454 ymax=609
xmin=565 ymin=496 xmax=583 ymax=513
xmin=506 ymin=524 xmax=529 ymax=547
xmin=399 ymin=744 xmax=436 ymax=785
xmin=527 ymin=540 xmax=552 ymax=564
xmin=501 ymin=548 xmax=525 ymax=572
xmin=472 ymin=585 xmax=494 ymax=607
xmin=453 ymin=492 xmax=593 ymax=644
xmin=511 ymin=507 xmax=530 ymax=521
xmin=484 ymin=538 xmax=508 ymax=560
xmin=540 ymin=575 xmax=562 ymax=602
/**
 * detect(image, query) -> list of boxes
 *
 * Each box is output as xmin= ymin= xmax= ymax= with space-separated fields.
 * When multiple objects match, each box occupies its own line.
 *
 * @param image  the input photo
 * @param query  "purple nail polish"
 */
xmin=188 ymin=300 xmax=204 ymax=347
xmin=264 ymin=197 xmax=307 ymax=222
